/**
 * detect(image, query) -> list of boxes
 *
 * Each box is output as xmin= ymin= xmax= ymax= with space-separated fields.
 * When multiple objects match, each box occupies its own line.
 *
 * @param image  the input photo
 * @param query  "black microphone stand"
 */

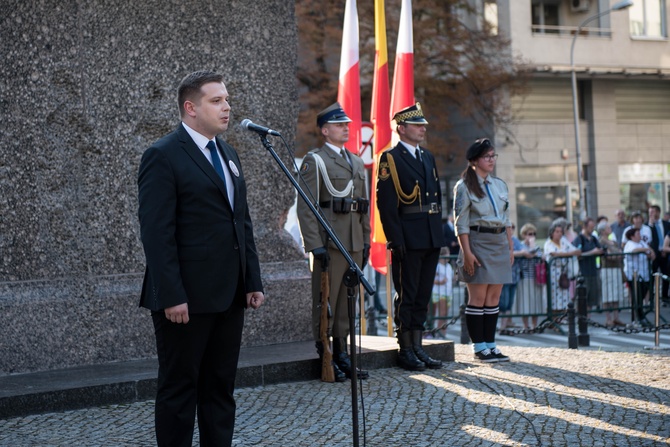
xmin=257 ymin=134 xmax=374 ymax=447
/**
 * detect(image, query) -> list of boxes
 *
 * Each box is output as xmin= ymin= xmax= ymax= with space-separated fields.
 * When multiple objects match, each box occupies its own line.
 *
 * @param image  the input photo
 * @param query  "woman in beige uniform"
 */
xmin=454 ymin=138 xmax=513 ymax=363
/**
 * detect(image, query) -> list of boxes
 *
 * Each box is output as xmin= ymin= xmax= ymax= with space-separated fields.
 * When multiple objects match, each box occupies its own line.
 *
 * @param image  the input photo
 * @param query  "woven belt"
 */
xmin=399 ymin=203 xmax=441 ymax=215
xmin=470 ymin=225 xmax=505 ymax=234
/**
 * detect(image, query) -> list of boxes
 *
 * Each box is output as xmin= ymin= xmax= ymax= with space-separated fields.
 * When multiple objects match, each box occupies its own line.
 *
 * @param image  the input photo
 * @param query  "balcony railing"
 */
xmin=531 ymin=25 xmax=613 ymax=37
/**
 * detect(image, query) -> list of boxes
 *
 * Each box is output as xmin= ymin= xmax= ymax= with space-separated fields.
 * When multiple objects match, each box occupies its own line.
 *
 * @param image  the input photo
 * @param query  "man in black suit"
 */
xmin=647 ymin=205 xmax=670 ymax=300
xmin=376 ymin=102 xmax=444 ymax=371
xmin=138 ymin=71 xmax=264 ymax=447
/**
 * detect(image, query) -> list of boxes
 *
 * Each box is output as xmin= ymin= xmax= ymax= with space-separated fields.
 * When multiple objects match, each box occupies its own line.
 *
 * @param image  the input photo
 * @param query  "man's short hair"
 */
xmin=177 ymin=71 xmax=224 ymax=117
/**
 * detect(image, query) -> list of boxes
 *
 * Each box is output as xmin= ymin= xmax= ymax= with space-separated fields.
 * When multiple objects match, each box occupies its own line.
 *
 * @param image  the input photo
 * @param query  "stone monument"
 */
xmin=0 ymin=0 xmax=310 ymax=374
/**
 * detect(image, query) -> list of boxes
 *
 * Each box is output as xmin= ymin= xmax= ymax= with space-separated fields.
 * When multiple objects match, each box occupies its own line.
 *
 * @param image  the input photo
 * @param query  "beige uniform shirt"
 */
xmin=453 ymin=174 xmax=510 ymax=236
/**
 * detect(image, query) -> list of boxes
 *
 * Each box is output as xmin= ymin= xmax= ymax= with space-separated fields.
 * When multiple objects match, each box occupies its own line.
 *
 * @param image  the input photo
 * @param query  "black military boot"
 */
xmin=411 ymin=330 xmax=442 ymax=369
xmin=397 ymin=331 xmax=426 ymax=371
xmin=315 ymin=341 xmax=346 ymax=382
xmin=333 ymin=337 xmax=369 ymax=380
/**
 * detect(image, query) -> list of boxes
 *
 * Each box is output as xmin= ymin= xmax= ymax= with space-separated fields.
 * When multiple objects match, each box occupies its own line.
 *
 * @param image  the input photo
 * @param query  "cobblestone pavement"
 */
xmin=1 ymin=345 xmax=669 ymax=447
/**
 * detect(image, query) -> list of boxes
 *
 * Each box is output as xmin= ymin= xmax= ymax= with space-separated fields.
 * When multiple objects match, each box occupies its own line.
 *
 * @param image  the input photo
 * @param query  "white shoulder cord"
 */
xmin=311 ymin=153 xmax=354 ymax=199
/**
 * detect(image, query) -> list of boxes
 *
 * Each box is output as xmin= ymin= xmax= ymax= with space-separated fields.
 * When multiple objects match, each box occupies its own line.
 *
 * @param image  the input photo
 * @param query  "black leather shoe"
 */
xmin=397 ymin=331 xmax=426 ymax=371
xmin=411 ymin=330 xmax=442 ymax=369
xmin=315 ymin=341 xmax=347 ymax=382
xmin=333 ymin=338 xmax=369 ymax=380
xmin=332 ymin=361 xmax=347 ymax=382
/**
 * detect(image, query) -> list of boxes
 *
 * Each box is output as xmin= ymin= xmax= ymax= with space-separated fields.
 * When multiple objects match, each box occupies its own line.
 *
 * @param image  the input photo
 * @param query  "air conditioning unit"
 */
xmin=570 ymin=0 xmax=590 ymax=13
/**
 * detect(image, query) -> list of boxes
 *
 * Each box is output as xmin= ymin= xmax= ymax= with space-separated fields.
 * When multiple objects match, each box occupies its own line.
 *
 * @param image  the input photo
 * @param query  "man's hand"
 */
xmin=312 ymin=246 xmax=330 ymax=269
xmin=246 ymin=291 xmax=265 ymax=309
xmin=390 ymin=243 xmax=406 ymax=261
xmin=165 ymin=303 xmax=189 ymax=324
xmin=361 ymin=243 xmax=370 ymax=268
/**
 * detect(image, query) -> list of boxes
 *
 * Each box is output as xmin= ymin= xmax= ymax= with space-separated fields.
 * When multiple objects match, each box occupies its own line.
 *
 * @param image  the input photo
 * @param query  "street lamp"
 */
xmin=570 ymin=0 xmax=633 ymax=222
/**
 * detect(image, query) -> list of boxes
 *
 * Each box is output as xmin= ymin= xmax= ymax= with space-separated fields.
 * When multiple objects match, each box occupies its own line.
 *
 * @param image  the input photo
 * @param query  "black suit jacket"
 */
xmin=647 ymin=220 xmax=670 ymax=256
xmin=138 ymin=124 xmax=263 ymax=313
xmin=376 ymin=143 xmax=443 ymax=250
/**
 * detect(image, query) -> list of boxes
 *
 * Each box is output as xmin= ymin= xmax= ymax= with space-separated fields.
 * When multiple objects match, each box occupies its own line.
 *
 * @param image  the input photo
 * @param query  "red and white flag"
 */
xmin=337 ymin=0 xmax=362 ymax=155
xmin=390 ymin=0 xmax=415 ymax=118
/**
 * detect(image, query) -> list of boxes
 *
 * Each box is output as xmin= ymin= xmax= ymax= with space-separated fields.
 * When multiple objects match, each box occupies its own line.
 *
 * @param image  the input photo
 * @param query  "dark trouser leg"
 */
xmin=153 ymin=312 xmax=204 ymax=447
xmin=197 ymin=304 xmax=245 ymax=447
xmin=391 ymin=248 xmax=439 ymax=332
xmin=153 ymin=306 xmax=245 ymax=447
xmin=411 ymin=248 xmax=441 ymax=329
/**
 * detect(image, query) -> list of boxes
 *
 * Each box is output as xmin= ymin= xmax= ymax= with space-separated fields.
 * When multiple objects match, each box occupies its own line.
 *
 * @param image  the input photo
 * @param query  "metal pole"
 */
xmin=567 ymin=302 xmax=578 ymax=349
xmin=576 ymin=275 xmax=590 ymax=347
xmin=654 ymin=273 xmax=661 ymax=347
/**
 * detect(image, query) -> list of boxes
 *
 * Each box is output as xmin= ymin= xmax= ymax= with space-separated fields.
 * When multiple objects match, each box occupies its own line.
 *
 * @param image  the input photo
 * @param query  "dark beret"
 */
xmin=466 ymin=138 xmax=493 ymax=161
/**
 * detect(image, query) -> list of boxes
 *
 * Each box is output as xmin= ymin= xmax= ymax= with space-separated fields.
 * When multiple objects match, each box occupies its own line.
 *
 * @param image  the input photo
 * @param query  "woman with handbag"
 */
xmin=517 ymin=223 xmax=545 ymax=329
xmin=543 ymin=221 xmax=581 ymax=314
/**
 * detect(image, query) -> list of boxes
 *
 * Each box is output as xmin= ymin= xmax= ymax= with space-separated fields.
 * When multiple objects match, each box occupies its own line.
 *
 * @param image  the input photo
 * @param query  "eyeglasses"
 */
xmin=482 ymin=153 xmax=498 ymax=161
xmin=526 ymin=232 xmax=536 ymax=236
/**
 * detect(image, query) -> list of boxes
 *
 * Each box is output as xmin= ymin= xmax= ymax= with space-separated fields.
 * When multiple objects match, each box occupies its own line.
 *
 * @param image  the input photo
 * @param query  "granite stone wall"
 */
xmin=0 ymin=0 xmax=310 ymax=374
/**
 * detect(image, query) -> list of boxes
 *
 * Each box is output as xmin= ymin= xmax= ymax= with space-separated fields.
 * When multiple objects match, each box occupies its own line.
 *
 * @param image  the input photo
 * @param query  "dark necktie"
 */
xmin=206 ymin=140 xmax=227 ymax=186
xmin=415 ymin=147 xmax=422 ymax=162
xmin=340 ymin=148 xmax=351 ymax=167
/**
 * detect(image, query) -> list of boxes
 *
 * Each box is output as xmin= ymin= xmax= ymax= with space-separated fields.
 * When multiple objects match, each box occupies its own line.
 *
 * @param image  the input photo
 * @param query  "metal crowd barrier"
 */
xmin=359 ymin=252 xmax=668 ymax=339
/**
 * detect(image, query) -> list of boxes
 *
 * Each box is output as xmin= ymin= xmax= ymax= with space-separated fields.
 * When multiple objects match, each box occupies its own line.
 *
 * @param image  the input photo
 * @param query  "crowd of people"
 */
xmin=431 ymin=206 xmax=667 ymax=333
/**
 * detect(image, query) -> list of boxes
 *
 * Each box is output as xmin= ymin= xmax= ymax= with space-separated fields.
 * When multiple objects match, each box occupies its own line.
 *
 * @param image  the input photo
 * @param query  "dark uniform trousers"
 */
xmin=392 ymin=247 xmax=441 ymax=331
xmin=376 ymin=143 xmax=444 ymax=334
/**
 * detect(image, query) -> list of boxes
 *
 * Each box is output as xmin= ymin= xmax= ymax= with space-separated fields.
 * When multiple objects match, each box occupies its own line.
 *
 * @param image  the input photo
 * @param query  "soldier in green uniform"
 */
xmin=297 ymin=103 xmax=370 ymax=381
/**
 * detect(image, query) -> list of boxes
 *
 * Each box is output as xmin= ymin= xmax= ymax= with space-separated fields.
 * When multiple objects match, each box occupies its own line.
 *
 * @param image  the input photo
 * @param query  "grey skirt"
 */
xmin=457 ymin=231 xmax=512 ymax=284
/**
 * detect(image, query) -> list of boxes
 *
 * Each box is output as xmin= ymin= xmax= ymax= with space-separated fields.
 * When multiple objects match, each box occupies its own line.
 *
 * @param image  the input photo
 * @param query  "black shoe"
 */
xmin=397 ymin=349 xmax=426 ymax=371
xmin=474 ymin=349 xmax=499 ymax=363
xmin=333 ymin=338 xmax=369 ymax=380
xmin=315 ymin=341 xmax=347 ymax=382
xmin=491 ymin=347 xmax=510 ymax=362
xmin=332 ymin=361 xmax=347 ymax=382
xmin=411 ymin=330 xmax=442 ymax=369
xmin=397 ymin=331 xmax=426 ymax=371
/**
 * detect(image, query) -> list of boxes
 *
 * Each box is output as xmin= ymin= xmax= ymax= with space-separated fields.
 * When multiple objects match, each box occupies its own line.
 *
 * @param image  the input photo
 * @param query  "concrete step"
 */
xmin=0 ymin=335 xmax=453 ymax=419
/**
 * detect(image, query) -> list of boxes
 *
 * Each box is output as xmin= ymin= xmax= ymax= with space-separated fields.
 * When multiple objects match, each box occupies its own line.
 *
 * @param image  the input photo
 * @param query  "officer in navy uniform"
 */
xmin=297 ymin=102 xmax=370 ymax=381
xmin=376 ymin=102 xmax=444 ymax=371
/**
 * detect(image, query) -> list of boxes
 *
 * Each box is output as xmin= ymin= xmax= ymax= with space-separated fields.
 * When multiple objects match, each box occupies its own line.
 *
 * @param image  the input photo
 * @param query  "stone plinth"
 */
xmin=0 ymin=0 xmax=309 ymax=375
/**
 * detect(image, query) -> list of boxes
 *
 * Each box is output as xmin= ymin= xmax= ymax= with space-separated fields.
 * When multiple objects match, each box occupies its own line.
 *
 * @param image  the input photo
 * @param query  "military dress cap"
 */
xmin=316 ymin=102 xmax=352 ymax=127
xmin=466 ymin=138 xmax=494 ymax=161
xmin=393 ymin=102 xmax=429 ymax=125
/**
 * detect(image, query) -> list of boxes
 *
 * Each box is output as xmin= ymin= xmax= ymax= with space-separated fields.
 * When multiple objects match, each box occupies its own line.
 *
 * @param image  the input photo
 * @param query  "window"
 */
xmin=483 ymin=0 xmax=498 ymax=35
xmin=630 ymin=0 xmax=667 ymax=38
xmin=532 ymin=1 xmax=560 ymax=34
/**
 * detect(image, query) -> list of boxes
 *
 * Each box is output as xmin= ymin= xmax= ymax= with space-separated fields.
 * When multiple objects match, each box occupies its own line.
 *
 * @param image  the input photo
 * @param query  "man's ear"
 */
xmin=183 ymin=100 xmax=196 ymax=117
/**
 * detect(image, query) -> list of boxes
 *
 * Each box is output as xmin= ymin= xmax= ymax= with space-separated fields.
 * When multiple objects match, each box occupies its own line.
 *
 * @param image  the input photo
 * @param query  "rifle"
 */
xmin=319 ymin=262 xmax=335 ymax=382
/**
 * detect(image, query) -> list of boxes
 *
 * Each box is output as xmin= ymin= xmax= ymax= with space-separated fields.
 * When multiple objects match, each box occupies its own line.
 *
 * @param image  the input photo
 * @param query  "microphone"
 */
xmin=240 ymin=119 xmax=281 ymax=136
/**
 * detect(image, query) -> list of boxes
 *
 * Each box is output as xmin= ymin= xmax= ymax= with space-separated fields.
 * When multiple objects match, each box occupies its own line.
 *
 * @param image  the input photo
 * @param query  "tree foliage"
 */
xmin=295 ymin=0 xmax=529 ymax=163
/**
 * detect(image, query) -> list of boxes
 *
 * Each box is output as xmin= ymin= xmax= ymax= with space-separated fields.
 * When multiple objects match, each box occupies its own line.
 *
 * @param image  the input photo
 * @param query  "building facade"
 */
xmin=483 ymin=0 xmax=670 ymax=236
